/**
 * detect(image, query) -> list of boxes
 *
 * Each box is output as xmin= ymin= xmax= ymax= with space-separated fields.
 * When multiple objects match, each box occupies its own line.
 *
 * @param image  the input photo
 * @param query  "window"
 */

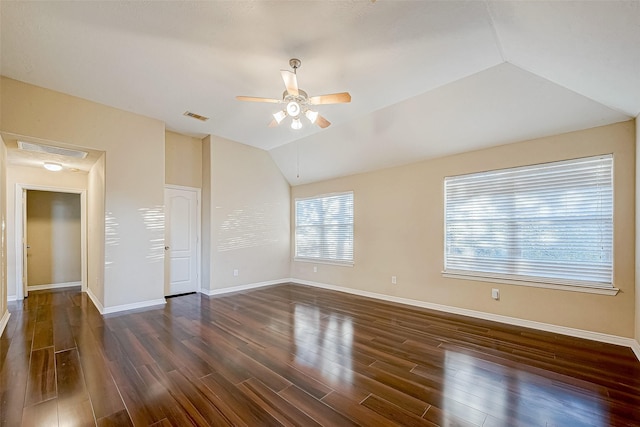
xmin=295 ymin=192 xmax=354 ymax=264
xmin=444 ymin=155 xmax=613 ymax=289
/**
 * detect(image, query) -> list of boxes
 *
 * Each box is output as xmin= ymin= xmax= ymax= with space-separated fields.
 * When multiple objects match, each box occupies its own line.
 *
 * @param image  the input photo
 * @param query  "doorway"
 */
xmin=164 ymin=185 xmax=201 ymax=296
xmin=16 ymin=185 xmax=87 ymax=299
xmin=25 ymin=190 xmax=81 ymax=291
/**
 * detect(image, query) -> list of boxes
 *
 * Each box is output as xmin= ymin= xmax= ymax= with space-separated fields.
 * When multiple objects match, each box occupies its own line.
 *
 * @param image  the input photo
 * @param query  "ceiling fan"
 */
xmin=236 ymin=58 xmax=351 ymax=130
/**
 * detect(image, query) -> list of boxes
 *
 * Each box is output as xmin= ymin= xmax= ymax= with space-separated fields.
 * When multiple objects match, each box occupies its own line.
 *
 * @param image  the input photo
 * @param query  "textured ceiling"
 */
xmin=1 ymin=1 xmax=638 ymax=184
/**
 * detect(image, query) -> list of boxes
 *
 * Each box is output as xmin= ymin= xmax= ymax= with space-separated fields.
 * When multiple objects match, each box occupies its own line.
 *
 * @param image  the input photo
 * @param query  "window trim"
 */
xmin=442 ymin=155 xmax=616 ymax=294
xmin=294 ymin=191 xmax=354 ymax=265
xmin=441 ymin=271 xmax=619 ymax=296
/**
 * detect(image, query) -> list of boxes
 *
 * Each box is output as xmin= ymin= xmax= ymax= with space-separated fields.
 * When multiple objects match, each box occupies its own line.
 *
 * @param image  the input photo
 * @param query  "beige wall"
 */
xmin=205 ymin=135 xmax=290 ymax=290
xmin=0 ymin=136 xmax=7 ymax=334
xmin=26 ymin=191 xmax=81 ymax=286
xmin=6 ymin=165 xmax=87 ymax=297
xmin=0 ymin=77 xmax=165 ymax=309
xmin=165 ymin=130 xmax=203 ymax=188
xmin=292 ymin=121 xmax=636 ymax=338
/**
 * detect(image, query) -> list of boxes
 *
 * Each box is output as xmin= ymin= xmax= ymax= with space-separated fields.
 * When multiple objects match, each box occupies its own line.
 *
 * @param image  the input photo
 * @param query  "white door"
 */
xmin=165 ymin=187 xmax=199 ymax=296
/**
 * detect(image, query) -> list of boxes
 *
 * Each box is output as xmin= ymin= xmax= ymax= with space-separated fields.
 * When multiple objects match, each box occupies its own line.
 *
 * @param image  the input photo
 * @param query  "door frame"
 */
xmin=164 ymin=184 xmax=201 ymax=295
xmin=15 ymin=184 xmax=87 ymax=299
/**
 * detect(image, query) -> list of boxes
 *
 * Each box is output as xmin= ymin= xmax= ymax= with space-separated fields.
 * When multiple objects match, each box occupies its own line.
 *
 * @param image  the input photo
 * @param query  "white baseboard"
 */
xmin=0 ymin=310 xmax=10 ymax=337
xmin=7 ymin=295 xmax=17 ymax=302
xmin=104 ymin=298 xmax=166 ymax=315
xmin=28 ymin=281 xmax=82 ymax=291
xmin=201 ymin=278 xmax=290 ymax=296
xmin=291 ymin=278 xmax=640 ymax=361
xmin=86 ymin=288 xmax=104 ymax=314
xmin=86 ymin=287 xmax=165 ymax=315
xmin=631 ymin=340 xmax=640 ymax=361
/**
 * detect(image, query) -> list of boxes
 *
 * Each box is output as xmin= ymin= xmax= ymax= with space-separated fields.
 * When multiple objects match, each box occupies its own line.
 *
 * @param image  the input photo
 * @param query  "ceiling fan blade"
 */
xmin=236 ymin=96 xmax=281 ymax=103
xmin=316 ymin=114 xmax=331 ymax=129
xmin=268 ymin=119 xmax=280 ymax=128
xmin=308 ymin=92 xmax=351 ymax=105
xmin=281 ymin=70 xmax=299 ymax=96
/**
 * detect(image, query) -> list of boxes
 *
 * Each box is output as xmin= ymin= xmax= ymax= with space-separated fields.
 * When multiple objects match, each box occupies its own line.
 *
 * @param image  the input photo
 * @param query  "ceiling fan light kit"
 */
xmin=237 ymin=58 xmax=351 ymax=130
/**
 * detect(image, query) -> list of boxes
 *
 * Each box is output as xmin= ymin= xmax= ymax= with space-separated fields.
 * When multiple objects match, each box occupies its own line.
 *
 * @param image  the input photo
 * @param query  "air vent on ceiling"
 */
xmin=183 ymin=111 xmax=210 ymax=122
xmin=17 ymin=141 xmax=88 ymax=159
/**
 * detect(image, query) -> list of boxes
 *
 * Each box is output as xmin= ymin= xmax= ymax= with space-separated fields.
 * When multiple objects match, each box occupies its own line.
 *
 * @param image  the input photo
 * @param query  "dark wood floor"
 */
xmin=1 ymin=284 xmax=639 ymax=427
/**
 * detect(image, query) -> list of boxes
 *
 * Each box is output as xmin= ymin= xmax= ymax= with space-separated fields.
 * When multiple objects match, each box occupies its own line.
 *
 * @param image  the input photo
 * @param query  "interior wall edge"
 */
xmin=291 ymin=278 xmax=640 ymax=362
xmin=632 ymin=339 xmax=640 ymax=361
xmin=635 ymin=115 xmax=640 ymax=345
xmin=85 ymin=287 xmax=104 ymax=314
xmin=86 ymin=286 xmax=167 ymax=315
xmin=0 ymin=310 xmax=9 ymax=337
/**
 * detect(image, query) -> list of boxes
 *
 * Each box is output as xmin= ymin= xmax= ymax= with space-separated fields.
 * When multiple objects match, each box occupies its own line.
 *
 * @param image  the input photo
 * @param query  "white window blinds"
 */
xmin=444 ymin=155 xmax=613 ymax=287
xmin=295 ymin=192 xmax=354 ymax=263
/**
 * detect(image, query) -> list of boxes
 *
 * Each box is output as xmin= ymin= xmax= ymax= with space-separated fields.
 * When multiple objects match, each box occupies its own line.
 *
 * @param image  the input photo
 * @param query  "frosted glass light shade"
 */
xmin=291 ymin=118 xmax=302 ymax=130
xmin=286 ymin=101 xmax=301 ymax=117
xmin=273 ymin=110 xmax=287 ymax=124
xmin=44 ymin=162 xmax=63 ymax=171
xmin=305 ymin=110 xmax=318 ymax=124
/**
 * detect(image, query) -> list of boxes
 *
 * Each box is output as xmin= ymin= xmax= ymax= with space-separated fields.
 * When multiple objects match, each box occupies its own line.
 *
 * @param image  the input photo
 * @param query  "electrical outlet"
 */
xmin=492 ymin=288 xmax=500 ymax=300
xmin=391 ymin=276 xmax=397 ymax=285
xmin=313 ymin=266 xmax=317 ymax=273
xmin=233 ymin=269 xmax=239 ymax=277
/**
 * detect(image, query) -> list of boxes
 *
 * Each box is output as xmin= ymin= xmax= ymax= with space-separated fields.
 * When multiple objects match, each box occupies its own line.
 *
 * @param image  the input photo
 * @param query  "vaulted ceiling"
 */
xmin=1 ymin=1 xmax=638 ymax=184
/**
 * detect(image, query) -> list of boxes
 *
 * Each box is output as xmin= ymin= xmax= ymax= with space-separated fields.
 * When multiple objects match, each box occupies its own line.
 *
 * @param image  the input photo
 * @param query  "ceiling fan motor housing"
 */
xmin=289 ymin=58 xmax=301 ymax=71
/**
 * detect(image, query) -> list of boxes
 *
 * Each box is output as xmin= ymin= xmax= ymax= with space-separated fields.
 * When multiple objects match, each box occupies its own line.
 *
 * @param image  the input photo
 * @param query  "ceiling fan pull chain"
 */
xmin=296 ymin=141 xmax=300 ymax=179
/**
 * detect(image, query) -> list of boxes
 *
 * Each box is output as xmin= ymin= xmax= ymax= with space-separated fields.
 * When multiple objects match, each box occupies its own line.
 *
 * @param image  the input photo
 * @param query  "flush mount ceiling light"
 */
xmin=44 ymin=162 xmax=63 ymax=172
xmin=236 ymin=58 xmax=351 ymax=130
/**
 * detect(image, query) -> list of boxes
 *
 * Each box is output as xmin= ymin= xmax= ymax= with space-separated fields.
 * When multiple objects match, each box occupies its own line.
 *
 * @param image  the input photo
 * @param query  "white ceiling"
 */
xmin=1 ymin=1 xmax=638 ymax=184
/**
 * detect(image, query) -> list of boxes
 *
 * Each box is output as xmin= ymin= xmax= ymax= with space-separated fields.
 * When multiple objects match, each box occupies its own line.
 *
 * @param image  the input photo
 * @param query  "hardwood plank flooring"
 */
xmin=1 ymin=284 xmax=639 ymax=426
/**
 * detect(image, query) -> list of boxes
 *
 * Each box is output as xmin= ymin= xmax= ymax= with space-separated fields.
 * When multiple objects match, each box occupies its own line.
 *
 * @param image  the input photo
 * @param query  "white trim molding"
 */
xmin=201 ymin=279 xmax=290 ymax=296
xmin=86 ymin=288 xmax=104 ymax=314
xmin=442 ymin=272 xmax=619 ymax=296
xmin=7 ymin=295 xmax=17 ymax=302
xmin=86 ymin=288 xmax=165 ymax=315
xmin=291 ymin=278 xmax=640 ymax=361
xmin=631 ymin=340 xmax=640 ymax=361
xmin=15 ymin=183 xmax=88 ymax=299
xmin=102 ymin=298 xmax=166 ymax=315
xmin=27 ymin=281 xmax=82 ymax=292
xmin=0 ymin=310 xmax=10 ymax=337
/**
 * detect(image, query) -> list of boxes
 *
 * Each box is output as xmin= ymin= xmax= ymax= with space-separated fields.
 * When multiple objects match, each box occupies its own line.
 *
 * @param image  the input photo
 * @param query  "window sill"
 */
xmin=441 ymin=271 xmax=619 ymax=296
xmin=294 ymin=258 xmax=354 ymax=267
